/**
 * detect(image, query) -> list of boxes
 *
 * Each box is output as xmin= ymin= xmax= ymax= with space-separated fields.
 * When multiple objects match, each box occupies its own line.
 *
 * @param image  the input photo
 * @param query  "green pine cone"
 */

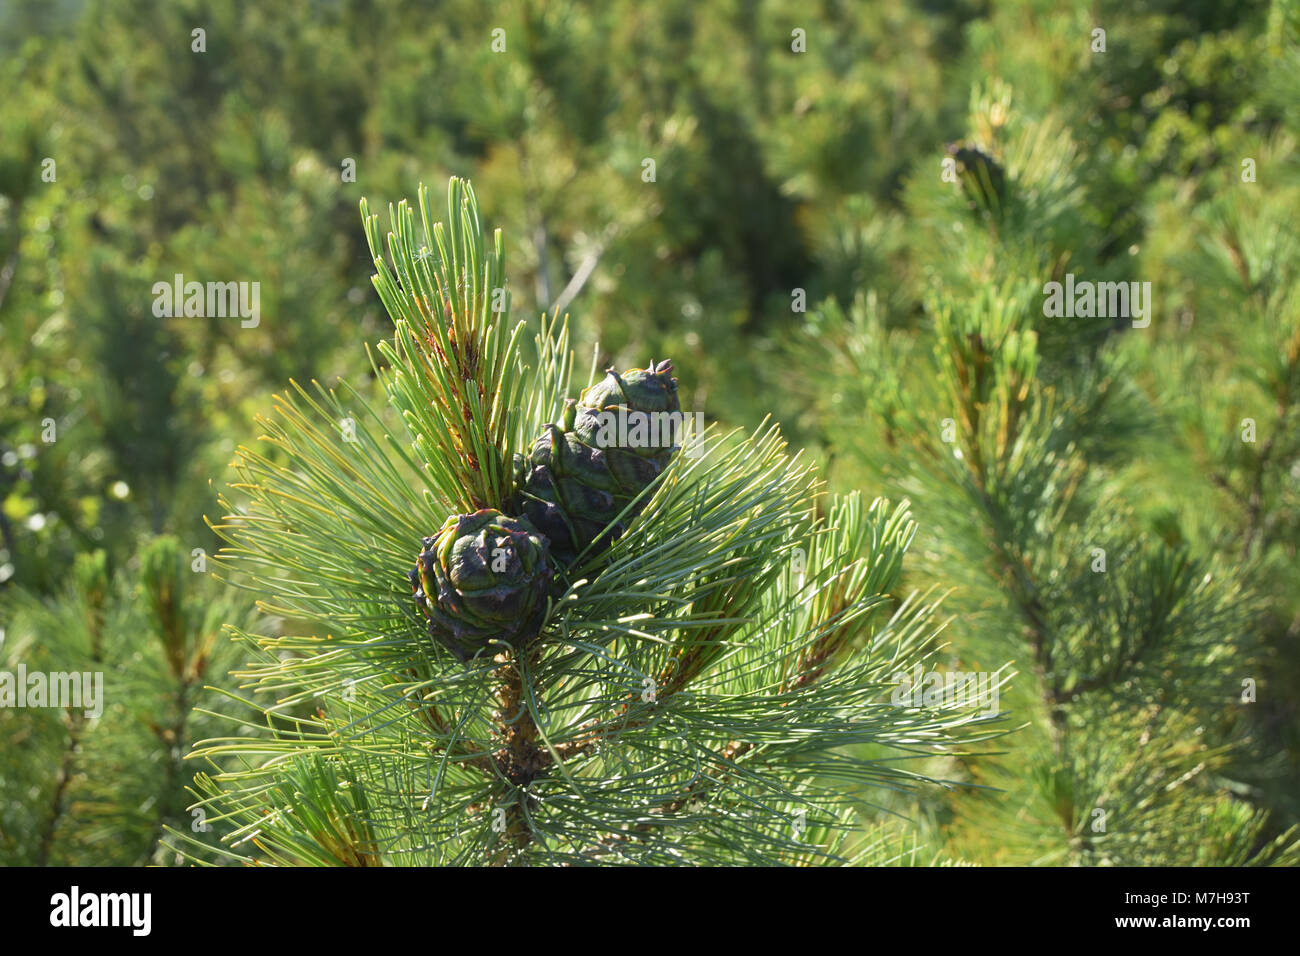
xmin=512 ymin=412 xmax=628 ymax=567
xmin=514 ymin=360 xmax=681 ymax=567
xmin=575 ymin=359 xmax=681 ymax=473
xmin=948 ymin=142 xmax=1006 ymax=210
xmin=579 ymin=359 xmax=680 ymax=417
xmin=410 ymin=509 xmax=553 ymax=661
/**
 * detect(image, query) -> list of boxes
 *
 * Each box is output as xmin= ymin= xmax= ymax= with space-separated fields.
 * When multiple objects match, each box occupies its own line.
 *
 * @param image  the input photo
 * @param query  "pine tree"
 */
xmin=8 ymin=0 xmax=1293 ymax=872
xmin=0 ymin=537 xmax=251 ymax=865
xmin=791 ymin=82 xmax=1300 ymax=866
xmin=180 ymin=178 xmax=1004 ymax=866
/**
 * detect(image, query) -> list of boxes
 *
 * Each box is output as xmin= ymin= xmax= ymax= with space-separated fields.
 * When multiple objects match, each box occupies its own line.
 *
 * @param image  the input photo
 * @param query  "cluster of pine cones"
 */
xmin=410 ymin=361 xmax=681 ymax=661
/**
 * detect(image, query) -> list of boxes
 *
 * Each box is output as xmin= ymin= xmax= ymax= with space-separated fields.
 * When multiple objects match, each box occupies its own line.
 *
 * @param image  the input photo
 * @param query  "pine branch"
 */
xmin=186 ymin=177 xmax=1006 ymax=867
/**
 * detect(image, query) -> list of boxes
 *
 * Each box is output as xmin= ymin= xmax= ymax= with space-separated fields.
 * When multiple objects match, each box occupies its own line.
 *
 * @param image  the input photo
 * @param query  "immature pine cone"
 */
xmin=411 ymin=509 xmax=553 ymax=661
xmin=513 ymin=360 xmax=681 ymax=566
